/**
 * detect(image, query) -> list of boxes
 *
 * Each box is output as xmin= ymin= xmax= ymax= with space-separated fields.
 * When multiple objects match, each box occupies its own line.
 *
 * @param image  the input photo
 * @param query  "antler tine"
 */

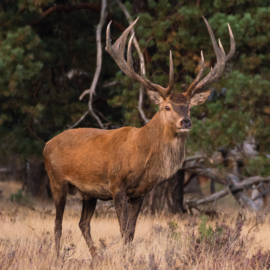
xmin=184 ymin=17 xmax=235 ymax=96
xmin=165 ymin=50 xmax=174 ymax=94
xmin=140 ymin=51 xmax=174 ymax=97
xmin=185 ymin=51 xmax=205 ymax=96
xmin=127 ymin=32 xmax=160 ymax=91
xmin=106 ymin=21 xmax=112 ymax=51
xmin=226 ymin=23 xmax=235 ymax=61
xmin=106 ymin=17 xmax=173 ymax=99
xmin=115 ymin=18 xmax=139 ymax=54
xmin=202 ymin=16 xmax=225 ymax=80
xmin=218 ymin=39 xmax=226 ymax=56
xmin=202 ymin=16 xmax=222 ymax=62
xmin=106 ymin=17 xmax=139 ymax=62
xmin=127 ymin=32 xmax=135 ymax=68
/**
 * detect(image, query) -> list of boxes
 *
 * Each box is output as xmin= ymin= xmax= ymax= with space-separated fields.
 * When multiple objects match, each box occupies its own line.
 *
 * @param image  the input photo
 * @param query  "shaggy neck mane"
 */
xmin=137 ymin=111 xmax=187 ymax=181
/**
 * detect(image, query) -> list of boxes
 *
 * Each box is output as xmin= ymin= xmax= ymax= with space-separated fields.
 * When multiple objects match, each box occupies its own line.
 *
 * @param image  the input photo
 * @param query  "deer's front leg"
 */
xmin=113 ymin=191 xmax=129 ymax=237
xmin=124 ymin=197 xmax=144 ymax=244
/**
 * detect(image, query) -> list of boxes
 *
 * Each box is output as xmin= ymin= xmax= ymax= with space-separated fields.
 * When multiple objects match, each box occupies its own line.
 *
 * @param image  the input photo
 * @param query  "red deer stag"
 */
xmin=43 ymin=17 xmax=235 ymax=258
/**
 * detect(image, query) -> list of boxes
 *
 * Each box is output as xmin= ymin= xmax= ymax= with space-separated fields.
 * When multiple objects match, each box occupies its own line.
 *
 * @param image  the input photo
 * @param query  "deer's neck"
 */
xmin=137 ymin=111 xmax=187 ymax=181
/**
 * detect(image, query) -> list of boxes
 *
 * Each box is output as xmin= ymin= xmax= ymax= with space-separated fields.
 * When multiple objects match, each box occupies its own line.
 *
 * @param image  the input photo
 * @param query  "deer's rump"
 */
xmin=43 ymin=128 xmax=120 ymax=201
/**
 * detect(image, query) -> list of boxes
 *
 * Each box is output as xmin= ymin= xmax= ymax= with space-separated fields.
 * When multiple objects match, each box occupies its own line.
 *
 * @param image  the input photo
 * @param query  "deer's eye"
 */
xmin=190 ymin=107 xmax=193 ymax=111
xmin=165 ymin=106 xmax=171 ymax=111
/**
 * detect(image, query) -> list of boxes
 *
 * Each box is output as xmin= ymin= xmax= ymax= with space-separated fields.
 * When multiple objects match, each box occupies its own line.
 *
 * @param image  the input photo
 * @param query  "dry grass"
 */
xmin=1 ymin=183 xmax=270 ymax=269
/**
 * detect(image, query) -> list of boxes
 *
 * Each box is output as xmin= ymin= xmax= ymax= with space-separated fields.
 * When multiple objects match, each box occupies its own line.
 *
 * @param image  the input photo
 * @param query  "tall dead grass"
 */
xmin=1 ymin=184 xmax=270 ymax=269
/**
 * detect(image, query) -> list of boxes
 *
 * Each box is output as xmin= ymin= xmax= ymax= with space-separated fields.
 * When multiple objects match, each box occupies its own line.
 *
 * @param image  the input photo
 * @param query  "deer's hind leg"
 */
xmin=79 ymin=198 xmax=97 ymax=258
xmin=51 ymin=183 xmax=68 ymax=258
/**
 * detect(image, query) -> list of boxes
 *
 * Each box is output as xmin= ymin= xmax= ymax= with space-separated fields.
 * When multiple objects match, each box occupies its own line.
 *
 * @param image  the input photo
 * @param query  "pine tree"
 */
xmin=1 ymin=0 xmax=270 ymax=197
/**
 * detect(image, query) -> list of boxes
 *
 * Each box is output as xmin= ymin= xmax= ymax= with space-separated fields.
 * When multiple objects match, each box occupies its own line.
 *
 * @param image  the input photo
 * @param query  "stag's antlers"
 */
xmin=106 ymin=17 xmax=174 ymax=99
xmin=106 ymin=17 xmax=235 ymax=99
xmin=184 ymin=17 xmax=235 ymax=97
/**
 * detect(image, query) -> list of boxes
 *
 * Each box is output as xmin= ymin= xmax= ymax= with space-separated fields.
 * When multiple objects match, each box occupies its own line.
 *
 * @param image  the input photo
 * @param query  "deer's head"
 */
xmin=106 ymin=17 xmax=235 ymax=134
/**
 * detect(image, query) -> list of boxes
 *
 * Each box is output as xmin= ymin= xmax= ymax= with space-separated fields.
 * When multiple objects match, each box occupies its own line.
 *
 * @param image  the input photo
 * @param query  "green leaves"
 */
xmin=0 ymin=1 xmax=106 ymax=158
xmin=0 ymin=26 xmax=43 ymax=95
xmin=0 ymin=0 xmax=269 ymax=176
xmin=178 ymin=6 xmax=200 ymax=20
xmin=245 ymin=156 xmax=270 ymax=176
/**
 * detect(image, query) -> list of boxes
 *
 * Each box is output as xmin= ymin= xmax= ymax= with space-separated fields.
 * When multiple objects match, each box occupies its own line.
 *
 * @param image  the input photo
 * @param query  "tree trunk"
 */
xmin=210 ymin=179 xmax=215 ymax=194
xmin=26 ymin=157 xmax=51 ymax=198
xmin=171 ymin=167 xmax=187 ymax=213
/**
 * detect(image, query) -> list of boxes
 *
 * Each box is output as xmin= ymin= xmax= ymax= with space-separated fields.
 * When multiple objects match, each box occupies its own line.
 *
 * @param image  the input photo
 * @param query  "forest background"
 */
xmin=0 ymin=0 xmax=270 ymax=206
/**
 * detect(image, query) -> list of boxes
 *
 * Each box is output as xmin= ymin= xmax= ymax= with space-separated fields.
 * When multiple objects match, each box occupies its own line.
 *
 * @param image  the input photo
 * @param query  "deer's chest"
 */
xmin=125 ymin=149 xmax=185 ymax=198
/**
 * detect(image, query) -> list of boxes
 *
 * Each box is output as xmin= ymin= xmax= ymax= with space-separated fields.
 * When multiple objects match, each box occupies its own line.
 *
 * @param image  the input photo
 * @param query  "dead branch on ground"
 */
xmin=185 ymin=175 xmax=270 ymax=212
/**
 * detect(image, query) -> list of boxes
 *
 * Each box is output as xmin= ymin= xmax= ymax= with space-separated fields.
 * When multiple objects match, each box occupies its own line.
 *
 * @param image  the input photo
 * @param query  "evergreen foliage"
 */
xmin=0 ymin=0 xmax=270 ymax=176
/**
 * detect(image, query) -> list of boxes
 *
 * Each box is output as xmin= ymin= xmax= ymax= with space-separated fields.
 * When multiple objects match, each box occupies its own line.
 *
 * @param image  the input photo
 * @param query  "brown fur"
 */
xmin=169 ymin=92 xmax=188 ymax=104
xmin=44 ymin=91 xmax=210 ymax=257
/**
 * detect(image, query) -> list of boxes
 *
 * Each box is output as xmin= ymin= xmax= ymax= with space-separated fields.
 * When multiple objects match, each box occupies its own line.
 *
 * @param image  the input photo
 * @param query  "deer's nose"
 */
xmin=180 ymin=118 xmax=192 ymax=129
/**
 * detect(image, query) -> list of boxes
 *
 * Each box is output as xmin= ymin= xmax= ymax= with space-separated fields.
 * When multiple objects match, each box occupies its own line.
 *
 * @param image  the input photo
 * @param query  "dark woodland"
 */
xmin=1 ymin=0 xmax=270 ymax=212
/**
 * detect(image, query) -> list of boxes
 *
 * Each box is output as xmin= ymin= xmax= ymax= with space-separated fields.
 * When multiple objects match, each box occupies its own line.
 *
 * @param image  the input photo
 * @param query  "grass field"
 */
xmin=1 ymin=181 xmax=270 ymax=269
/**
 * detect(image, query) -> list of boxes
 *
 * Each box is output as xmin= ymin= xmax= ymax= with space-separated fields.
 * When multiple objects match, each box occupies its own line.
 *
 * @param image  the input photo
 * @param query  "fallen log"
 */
xmin=185 ymin=175 xmax=270 ymax=211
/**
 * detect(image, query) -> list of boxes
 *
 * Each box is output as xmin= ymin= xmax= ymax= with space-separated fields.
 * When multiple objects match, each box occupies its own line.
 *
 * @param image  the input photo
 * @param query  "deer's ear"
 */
xmin=190 ymin=89 xmax=211 ymax=106
xmin=147 ymin=90 xmax=164 ymax=106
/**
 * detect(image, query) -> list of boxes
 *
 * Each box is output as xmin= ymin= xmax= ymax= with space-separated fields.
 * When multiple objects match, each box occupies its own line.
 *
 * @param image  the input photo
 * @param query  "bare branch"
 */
xmin=77 ymin=0 xmax=107 ymax=129
xmin=185 ymin=189 xmax=229 ymax=208
xmin=252 ymin=184 xmax=270 ymax=202
xmin=80 ymin=0 xmax=106 ymax=98
xmin=93 ymin=109 xmax=112 ymax=124
xmin=27 ymin=125 xmax=45 ymax=143
xmin=232 ymin=175 xmax=270 ymax=189
xmin=229 ymin=174 xmax=260 ymax=210
xmin=184 ymin=155 xmax=205 ymax=163
xmin=103 ymin=81 xmax=120 ymax=87
xmin=117 ymin=0 xmax=150 ymax=124
xmin=185 ymin=175 xmax=270 ymax=210
xmin=138 ymin=83 xmax=150 ymax=124
xmin=88 ymin=92 xmax=105 ymax=129
xmin=67 ymin=111 xmax=89 ymax=130
xmin=184 ymin=164 xmax=228 ymax=185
